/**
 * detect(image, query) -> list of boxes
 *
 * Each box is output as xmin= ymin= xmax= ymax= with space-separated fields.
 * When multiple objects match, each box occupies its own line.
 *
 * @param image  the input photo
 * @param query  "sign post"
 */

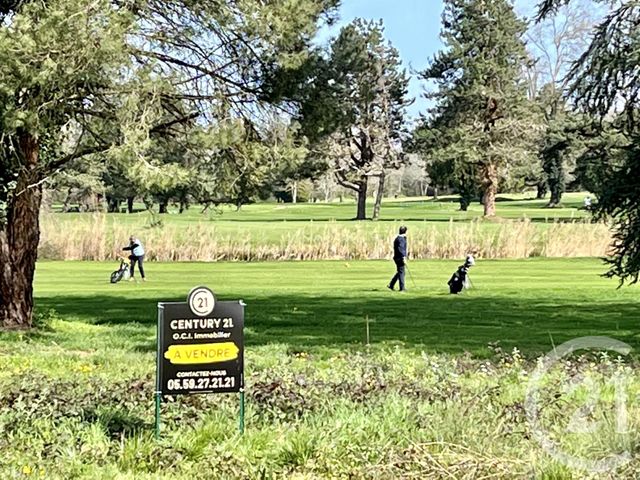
xmin=155 ymin=286 xmax=245 ymax=438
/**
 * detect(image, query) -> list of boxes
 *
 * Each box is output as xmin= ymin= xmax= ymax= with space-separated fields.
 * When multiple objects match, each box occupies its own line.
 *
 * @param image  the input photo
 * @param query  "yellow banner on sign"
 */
xmin=164 ymin=342 xmax=239 ymax=365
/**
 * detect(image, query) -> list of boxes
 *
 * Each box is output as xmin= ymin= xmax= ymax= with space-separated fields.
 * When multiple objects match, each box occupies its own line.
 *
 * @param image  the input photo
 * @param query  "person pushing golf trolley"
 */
xmin=122 ymin=236 xmax=146 ymax=282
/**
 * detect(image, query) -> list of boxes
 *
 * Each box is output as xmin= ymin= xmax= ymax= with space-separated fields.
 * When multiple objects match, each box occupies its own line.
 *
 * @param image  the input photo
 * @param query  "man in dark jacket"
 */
xmin=388 ymin=226 xmax=408 ymax=291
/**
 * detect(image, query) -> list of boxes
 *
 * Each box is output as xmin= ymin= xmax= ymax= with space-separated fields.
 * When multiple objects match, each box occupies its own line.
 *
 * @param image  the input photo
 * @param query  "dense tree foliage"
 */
xmin=534 ymin=85 xmax=588 ymax=207
xmin=0 ymin=0 xmax=338 ymax=327
xmin=523 ymin=0 xmax=601 ymax=203
xmin=540 ymin=0 xmax=640 ymax=283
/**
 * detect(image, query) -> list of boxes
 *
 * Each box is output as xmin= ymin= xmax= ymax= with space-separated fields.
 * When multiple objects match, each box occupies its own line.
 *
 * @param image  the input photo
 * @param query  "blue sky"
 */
xmin=315 ymin=1 xmax=606 ymax=121
xmin=317 ymin=0 xmax=446 ymax=120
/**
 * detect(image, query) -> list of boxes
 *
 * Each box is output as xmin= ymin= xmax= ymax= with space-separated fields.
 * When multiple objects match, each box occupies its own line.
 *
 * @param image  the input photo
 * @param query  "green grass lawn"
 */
xmin=55 ymin=192 xmax=592 ymax=223
xmin=49 ymin=192 xmax=592 ymax=238
xmin=28 ymin=257 xmax=639 ymax=355
xmin=1 ymin=258 xmax=638 ymax=478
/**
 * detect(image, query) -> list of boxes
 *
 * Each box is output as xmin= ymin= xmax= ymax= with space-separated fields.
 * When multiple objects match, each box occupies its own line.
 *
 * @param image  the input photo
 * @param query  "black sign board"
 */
xmin=156 ymin=288 xmax=244 ymax=396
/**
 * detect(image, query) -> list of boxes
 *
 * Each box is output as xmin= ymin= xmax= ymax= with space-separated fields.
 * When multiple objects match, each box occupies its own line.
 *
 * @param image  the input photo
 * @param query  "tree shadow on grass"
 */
xmin=35 ymin=292 xmax=640 ymax=358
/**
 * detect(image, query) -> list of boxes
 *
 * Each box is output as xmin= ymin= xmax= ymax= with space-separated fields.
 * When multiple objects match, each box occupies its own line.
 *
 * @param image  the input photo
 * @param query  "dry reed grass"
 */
xmin=38 ymin=213 xmax=612 ymax=261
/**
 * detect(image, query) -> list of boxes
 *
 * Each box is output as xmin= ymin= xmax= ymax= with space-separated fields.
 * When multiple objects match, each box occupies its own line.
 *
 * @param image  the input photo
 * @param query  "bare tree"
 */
xmin=519 ymin=0 xmax=606 ymax=201
xmin=521 ymin=0 xmax=605 ymax=102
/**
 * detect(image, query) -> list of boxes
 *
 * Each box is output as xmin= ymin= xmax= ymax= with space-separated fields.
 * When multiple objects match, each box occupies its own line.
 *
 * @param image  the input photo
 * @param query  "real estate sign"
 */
xmin=156 ymin=287 xmax=244 ymax=396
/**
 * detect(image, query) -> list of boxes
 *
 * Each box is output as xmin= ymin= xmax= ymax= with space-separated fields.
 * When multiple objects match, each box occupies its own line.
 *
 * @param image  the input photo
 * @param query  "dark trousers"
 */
xmin=129 ymin=255 xmax=145 ymax=278
xmin=389 ymin=259 xmax=406 ymax=291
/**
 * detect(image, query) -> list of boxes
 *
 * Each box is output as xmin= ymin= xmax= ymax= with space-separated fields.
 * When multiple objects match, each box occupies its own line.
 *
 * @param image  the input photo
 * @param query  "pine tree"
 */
xmin=420 ymin=0 xmax=540 ymax=216
xmin=540 ymin=118 xmax=572 ymax=207
xmin=297 ymin=20 xmax=410 ymax=220
xmin=411 ymin=122 xmax=480 ymax=211
xmin=535 ymin=85 xmax=584 ymax=207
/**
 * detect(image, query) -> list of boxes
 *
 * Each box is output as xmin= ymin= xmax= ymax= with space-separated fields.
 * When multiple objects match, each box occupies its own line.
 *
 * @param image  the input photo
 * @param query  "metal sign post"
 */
xmin=154 ymin=391 xmax=161 ymax=440
xmin=155 ymin=287 xmax=245 ymax=439
xmin=239 ymin=391 xmax=245 ymax=434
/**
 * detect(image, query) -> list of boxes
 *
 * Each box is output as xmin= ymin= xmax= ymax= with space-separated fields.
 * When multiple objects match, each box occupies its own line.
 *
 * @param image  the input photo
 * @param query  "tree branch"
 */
xmin=136 ymin=49 xmax=261 ymax=96
xmin=46 ymin=144 xmax=111 ymax=173
xmin=334 ymin=170 xmax=360 ymax=191
xmin=149 ymin=112 xmax=200 ymax=135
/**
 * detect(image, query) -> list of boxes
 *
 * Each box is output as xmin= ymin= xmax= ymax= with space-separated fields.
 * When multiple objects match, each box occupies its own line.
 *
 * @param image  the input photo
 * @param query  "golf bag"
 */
xmin=110 ymin=259 xmax=131 ymax=284
xmin=448 ymin=265 xmax=469 ymax=294
xmin=447 ymin=255 xmax=475 ymax=294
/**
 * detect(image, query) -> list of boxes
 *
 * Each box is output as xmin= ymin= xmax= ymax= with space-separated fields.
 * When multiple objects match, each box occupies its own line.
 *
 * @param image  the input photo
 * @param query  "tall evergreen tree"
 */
xmin=539 ymin=1 xmax=640 ymax=283
xmin=297 ymin=20 xmax=410 ymax=220
xmin=534 ymin=84 xmax=585 ymax=207
xmin=523 ymin=1 xmax=602 ymax=203
xmin=411 ymin=121 xmax=480 ymax=210
xmin=539 ymin=116 xmax=578 ymax=207
xmin=420 ymin=0 xmax=540 ymax=216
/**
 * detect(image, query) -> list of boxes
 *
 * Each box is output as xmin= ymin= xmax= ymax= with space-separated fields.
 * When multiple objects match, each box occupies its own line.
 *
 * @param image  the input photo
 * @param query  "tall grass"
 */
xmin=39 ymin=213 xmax=612 ymax=261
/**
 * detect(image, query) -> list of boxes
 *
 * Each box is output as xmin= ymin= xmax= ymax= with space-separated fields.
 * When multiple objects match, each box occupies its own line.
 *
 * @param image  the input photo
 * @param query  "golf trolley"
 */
xmin=110 ymin=257 xmax=131 ymax=284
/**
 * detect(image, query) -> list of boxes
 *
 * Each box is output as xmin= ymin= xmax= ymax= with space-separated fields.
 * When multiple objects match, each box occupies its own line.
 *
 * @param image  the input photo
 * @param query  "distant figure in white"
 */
xmin=583 ymin=196 xmax=592 ymax=211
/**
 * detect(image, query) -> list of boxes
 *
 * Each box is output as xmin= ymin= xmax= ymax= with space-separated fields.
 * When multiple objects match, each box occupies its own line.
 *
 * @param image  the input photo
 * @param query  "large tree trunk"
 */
xmin=372 ymin=172 xmax=386 ymax=220
xmin=96 ymin=193 xmax=104 ymax=212
xmin=1 ymin=132 xmax=42 ymax=328
xmin=355 ymin=176 xmax=368 ymax=220
xmin=481 ymin=162 xmax=498 ymax=217
xmin=107 ymin=196 xmax=120 ymax=213
xmin=61 ymin=187 xmax=73 ymax=212
xmin=546 ymin=156 xmax=565 ymax=208
xmin=127 ymin=196 xmax=134 ymax=214
xmin=548 ymin=185 xmax=562 ymax=208
xmin=537 ymin=181 xmax=548 ymax=199
xmin=159 ymin=201 xmax=168 ymax=214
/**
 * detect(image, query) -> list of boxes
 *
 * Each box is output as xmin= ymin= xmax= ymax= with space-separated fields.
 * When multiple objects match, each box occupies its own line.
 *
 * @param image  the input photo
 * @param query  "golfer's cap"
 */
xmin=465 ymin=255 xmax=475 ymax=266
